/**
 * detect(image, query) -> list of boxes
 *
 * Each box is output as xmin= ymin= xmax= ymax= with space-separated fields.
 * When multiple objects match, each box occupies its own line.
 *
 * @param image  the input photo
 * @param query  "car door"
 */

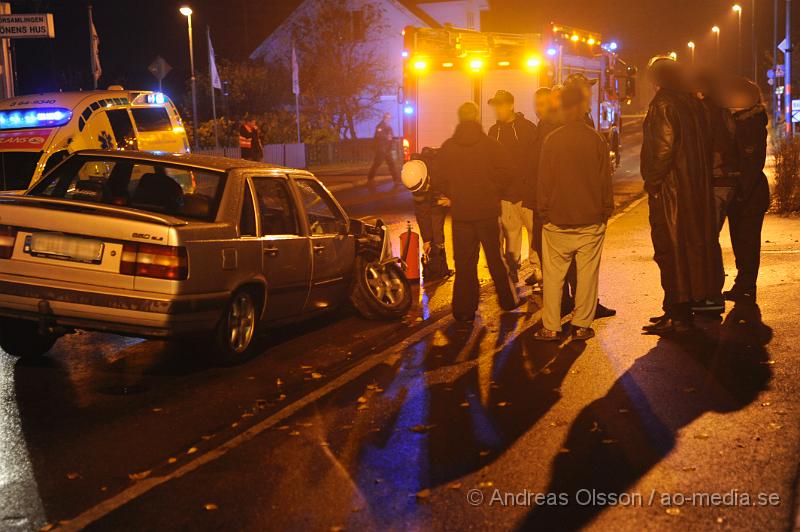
xmin=292 ymin=176 xmax=355 ymax=312
xmin=250 ymin=176 xmax=312 ymax=320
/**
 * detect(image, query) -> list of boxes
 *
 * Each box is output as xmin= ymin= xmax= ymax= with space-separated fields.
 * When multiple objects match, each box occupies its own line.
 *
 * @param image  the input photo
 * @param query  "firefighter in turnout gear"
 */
xmin=401 ymin=148 xmax=453 ymax=283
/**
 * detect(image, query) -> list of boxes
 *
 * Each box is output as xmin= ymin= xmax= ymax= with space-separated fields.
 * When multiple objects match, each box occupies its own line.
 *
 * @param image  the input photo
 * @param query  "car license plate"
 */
xmin=27 ymin=233 xmax=104 ymax=264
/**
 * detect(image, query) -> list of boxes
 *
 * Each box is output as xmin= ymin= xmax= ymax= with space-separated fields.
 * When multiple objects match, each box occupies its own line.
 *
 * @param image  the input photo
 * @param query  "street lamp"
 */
xmin=712 ymin=25 xmax=721 ymax=63
xmin=180 ymin=6 xmax=199 ymax=150
xmin=669 ymin=51 xmax=678 ymax=60
xmin=733 ymin=4 xmax=743 ymax=74
xmin=687 ymin=41 xmax=695 ymax=64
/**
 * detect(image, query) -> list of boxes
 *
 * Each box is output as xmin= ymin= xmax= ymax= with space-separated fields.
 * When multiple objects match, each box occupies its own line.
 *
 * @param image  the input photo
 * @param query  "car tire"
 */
xmin=0 ymin=318 xmax=57 ymax=358
xmin=210 ymin=289 xmax=259 ymax=365
xmin=350 ymin=254 xmax=412 ymax=320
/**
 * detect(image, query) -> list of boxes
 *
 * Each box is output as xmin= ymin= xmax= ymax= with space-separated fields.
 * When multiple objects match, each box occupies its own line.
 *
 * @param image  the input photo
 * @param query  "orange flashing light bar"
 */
xmin=550 ymin=22 xmax=602 ymax=48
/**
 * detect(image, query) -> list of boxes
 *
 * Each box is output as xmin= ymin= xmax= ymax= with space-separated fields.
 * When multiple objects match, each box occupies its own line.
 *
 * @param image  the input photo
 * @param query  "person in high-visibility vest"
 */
xmin=239 ymin=116 xmax=263 ymax=162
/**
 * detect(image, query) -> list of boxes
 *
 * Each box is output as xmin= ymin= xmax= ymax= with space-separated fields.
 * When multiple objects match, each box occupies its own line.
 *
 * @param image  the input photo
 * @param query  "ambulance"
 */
xmin=0 ymin=87 xmax=189 ymax=192
xmin=401 ymin=23 xmax=637 ymax=166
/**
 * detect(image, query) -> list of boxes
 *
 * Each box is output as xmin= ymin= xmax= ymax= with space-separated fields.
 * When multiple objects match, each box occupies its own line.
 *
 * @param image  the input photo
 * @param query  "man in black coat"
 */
xmin=432 ymin=102 xmax=521 ymax=322
xmin=725 ymin=78 xmax=770 ymax=302
xmin=367 ymin=113 xmax=400 ymax=185
xmin=487 ymin=90 xmax=537 ymax=283
xmin=641 ymin=57 xmax=723 ymax=334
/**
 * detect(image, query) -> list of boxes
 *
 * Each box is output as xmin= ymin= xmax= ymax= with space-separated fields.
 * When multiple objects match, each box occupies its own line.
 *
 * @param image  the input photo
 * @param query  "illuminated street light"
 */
xmin=180 ymin=6 xmax=198 ymax=150
xmin=687 ymin=41 xmax=695 ymax=64
xmin=733 ymin=4 xmax=743 ymax=74
xmin=712 ymin=25 xmax=721 ymax=63
xmin=669 ymin=51 xmax=678 ymax=60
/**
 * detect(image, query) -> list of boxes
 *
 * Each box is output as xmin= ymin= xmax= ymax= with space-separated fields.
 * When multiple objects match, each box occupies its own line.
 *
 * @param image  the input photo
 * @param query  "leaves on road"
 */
xmin=128 ymin=470 xmax=151 ymax=481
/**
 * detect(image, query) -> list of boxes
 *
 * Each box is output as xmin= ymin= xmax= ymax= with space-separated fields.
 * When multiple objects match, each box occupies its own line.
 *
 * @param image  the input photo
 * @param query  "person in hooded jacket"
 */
xmin=641 ymin=57 xmax=723 ymax=334
xmin=487 ymin=90 xmax=538 ymax=283
xmin=432 ymin=102 xmax=522 ymax=322
xmin=724 ymin=78 xmax=770 ymax=303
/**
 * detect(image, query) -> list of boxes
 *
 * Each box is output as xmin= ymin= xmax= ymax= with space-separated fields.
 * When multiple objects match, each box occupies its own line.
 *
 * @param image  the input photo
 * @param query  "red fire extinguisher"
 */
xmin=399 ymin=221 xmax=420 ymax=281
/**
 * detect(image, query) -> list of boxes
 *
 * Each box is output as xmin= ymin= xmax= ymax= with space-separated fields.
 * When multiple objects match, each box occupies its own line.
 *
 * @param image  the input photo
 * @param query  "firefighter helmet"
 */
xmin=401 ymin=159 xmax=428 ymax=192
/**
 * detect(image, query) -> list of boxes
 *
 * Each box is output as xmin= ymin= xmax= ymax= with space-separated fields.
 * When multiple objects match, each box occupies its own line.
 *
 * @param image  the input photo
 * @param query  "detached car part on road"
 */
xmin=0 ymin=151 xmax=411 ymax=363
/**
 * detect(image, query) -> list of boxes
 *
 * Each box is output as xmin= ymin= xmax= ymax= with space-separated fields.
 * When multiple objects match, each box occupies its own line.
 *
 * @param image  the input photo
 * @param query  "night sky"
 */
xmin=8 ymin=0 xmax=795 ymax=106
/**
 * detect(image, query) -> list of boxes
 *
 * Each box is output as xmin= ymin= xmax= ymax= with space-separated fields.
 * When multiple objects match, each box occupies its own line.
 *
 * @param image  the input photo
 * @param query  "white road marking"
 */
xmin=56 ymin=194 xmax=647 ymax=531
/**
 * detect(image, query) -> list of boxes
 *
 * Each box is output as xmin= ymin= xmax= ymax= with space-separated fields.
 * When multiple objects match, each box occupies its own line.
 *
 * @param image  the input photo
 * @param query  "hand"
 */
xmin=423 ymin=242 xmax=432 ymax=255
xmin=437 ymin=197 xmax=451 ymax=207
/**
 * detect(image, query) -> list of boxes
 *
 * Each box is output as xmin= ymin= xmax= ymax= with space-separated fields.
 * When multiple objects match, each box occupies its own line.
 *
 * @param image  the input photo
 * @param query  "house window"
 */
xmin=351 ymin=9 xmax=366 ymax=41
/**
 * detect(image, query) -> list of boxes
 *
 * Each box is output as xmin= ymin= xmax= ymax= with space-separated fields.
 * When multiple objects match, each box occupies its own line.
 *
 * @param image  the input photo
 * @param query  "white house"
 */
xmin=249 ymin=0 xmax=489 ymax=139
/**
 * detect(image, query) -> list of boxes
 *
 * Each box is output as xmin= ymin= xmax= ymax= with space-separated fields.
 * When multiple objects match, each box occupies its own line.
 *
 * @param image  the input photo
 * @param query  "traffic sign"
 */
xmin=792 ymin=100 xmax=800 ymax=124
xmin=776 ymin=64 xmax=785 ymax=77
xmin=0 ymin=13 xmax=54 ymax=39
xmin=147 ymin=56 xmax=172 ymax=82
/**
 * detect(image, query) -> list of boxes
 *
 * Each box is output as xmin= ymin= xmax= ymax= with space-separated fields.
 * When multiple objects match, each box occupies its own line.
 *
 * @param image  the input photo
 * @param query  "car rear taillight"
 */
xmin=0 ymin=226 xmax=17 ymax=259
xmin=120 ymin=243 xmax=188 ymax=280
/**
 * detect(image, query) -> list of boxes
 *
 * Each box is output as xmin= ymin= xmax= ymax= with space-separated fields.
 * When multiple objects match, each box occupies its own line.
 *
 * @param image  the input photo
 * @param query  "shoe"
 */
xmin=642 ymin=317 xmax=693 ymax=335
xmin=594 ymin=302 xmax=616 ymax=319
xmin=525 ymin=267 xmax=543 ymax=286
xmin=649 ymin=313 xmax=667 ymax=323
xmin=723 ymin=289 xmax=756 ymax=303
xmin=533 ymin=327 xmax=561 ymax=341
xmin=691 ymin=298 xmax=725 ymax=313
xmin=502 ymin=296 xmax=528 ymax=312
xmin=572 ymin=327 xmax=595 ymax=341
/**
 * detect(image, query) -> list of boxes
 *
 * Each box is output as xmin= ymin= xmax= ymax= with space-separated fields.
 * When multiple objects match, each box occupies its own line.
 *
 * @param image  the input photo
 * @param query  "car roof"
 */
xmin=0 ymin=90 xmax=167 ymax=112
xmin=72 ymin=149 xmax=312 ymax=175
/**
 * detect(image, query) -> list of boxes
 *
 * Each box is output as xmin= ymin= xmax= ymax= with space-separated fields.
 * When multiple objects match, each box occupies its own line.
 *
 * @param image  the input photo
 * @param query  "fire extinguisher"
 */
xmin=399 ymin=221 xmax=420 ymax=281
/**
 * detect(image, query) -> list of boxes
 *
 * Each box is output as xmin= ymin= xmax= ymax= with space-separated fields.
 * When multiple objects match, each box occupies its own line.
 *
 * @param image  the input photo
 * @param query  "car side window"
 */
xmin=294 ymin=178 xmax=344 ymax=235
xmin=251 ymin=177 xmax=300 ymax=236
xmin=240 ymin=181 xmax=257 ymax=237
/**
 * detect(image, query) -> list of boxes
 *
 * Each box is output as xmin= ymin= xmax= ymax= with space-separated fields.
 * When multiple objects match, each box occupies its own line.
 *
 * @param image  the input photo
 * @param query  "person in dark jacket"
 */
xmin=523 ymin=86 xmax=560 ymax=287
xmin=534 ymin=85 xmax=613 ymax=342
xmin=640 ymin=57 xmax=723 ymax=334
xmin=432 ymin=102 xmax=521 ymax=322
xmin=693 ymin=72 xmax=739 ymax=313
xmin=367 ymin=113 xmax=400 ymax=185
xmin=724 ymin=78 xmax=770 ymax=302
xmin=239 ymin=117 xmax=263 ymax=162
xmin=487 ymin=90 xmax=537 ymax=283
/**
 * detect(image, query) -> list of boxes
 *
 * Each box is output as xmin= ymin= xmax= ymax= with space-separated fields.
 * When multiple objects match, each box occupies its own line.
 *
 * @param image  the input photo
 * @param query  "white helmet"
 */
xmin=401 ymin=159 xmax=429 ymax=192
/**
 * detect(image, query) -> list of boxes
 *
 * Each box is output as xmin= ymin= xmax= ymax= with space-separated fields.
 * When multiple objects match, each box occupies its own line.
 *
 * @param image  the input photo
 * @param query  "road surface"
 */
xmin=2 ymin=119 xmax=799 ymax=532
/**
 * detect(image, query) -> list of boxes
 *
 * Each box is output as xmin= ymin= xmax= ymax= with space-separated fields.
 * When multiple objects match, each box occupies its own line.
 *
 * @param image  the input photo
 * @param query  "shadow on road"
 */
xmin=520 ymin=302 xmax=773 ymax=530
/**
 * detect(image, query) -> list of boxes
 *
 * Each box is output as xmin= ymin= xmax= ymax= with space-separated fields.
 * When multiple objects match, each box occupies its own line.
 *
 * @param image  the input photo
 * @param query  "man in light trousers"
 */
xmin=534 ymin=85 xmax=613 ymax=341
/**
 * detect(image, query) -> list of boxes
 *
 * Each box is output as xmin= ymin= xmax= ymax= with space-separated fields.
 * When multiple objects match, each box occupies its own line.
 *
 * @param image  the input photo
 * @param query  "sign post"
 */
xmin=0 ymin=8 xmax=56 ymax=99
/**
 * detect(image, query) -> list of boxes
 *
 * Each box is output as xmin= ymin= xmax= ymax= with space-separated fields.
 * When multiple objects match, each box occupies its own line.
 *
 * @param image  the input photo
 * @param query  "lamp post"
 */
xmin=687 ymin=41 xmax=695 ymax=65
xmin=712 ymin=26 xmax=721 ymax=63
xmin=180 ymin=6 xmax=199 ymax=150
xmin=733 ymin=4 xmax=743 ymax=74
xmin=669 ymin=51 xmax=678 ymax=61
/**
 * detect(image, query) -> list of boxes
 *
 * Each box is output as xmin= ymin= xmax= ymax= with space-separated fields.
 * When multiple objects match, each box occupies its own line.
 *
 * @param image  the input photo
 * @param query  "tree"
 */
xmin=291 ymin=0 xmax=394 ymax=139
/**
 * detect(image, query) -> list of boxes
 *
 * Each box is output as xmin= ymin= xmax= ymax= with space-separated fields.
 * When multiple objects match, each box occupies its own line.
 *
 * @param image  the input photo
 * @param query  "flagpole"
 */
xmin=207 ymin=26 xmax=219 ymax=148
xmin=292 ymin=43 xmax=301 ymax=144
xmin=88 ymin=4 xmax=96 ymax=89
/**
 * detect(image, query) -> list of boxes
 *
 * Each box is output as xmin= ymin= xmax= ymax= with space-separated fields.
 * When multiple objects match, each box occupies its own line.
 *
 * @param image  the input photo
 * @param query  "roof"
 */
xmin=73 ymin=150 xmax=304 ymax=174
xmin=0 ymin=90 xmax=161 ymax=112
xmin=396 ymin=0 xmax=441 ymax=28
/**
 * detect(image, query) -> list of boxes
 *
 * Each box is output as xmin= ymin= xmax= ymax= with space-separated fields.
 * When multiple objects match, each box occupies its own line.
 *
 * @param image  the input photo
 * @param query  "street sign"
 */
xmin=792 ymin=100 xmax=800 ymax=124
xmin=776 ymin=64 xmax=785 ymax=77
xmin=147 ymin=56 xmax=172 ymax=82
xmin=776 ymin=85 xmax=785 ymax=95
xmin=0 ymin=13 xmax=54 ymax=39
xmin=778 ymin=38 xmax=789 ymax=54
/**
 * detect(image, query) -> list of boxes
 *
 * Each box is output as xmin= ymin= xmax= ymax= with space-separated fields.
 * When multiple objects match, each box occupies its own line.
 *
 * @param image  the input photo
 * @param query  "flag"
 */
xmin=291 ymin=44 xmax=300 ymax=96
xmin=208 ymin=29 xmax=221 ymax=90
xmin=89 ymin=6 xmax=101 ymax=87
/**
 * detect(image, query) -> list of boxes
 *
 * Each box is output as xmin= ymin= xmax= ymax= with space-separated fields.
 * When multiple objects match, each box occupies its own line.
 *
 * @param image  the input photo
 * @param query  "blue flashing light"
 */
xmin=403 ymin=104 xmax=414 ymax=115
xmin=401 ymin=50 xmax=409 ymax=58
xmin=145 ymin=92 xmax=166 ymax=105
xmin=0 ymin=107 xmax=72 ymax=130
xmin=546 ymin=47 xmax=557 ymax=57
xmin=608 ymin=41 xmax=618 ymax=51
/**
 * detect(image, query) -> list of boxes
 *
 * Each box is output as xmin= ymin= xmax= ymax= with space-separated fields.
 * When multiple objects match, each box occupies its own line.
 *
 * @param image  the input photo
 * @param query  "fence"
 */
xmin=194 ymin=139 xmax=402 ymax=169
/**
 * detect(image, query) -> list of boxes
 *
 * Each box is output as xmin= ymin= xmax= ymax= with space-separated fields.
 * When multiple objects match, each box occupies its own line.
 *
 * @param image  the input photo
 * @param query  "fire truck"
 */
xmin=401 ymin=23 xmax=637 ymax=166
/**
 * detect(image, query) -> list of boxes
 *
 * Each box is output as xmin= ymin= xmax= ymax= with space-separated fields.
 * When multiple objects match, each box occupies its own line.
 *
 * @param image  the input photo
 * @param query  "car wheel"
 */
xmin=212 ymin=289 xmax=259 ymax=365
xmin=350 ymin=254 xmax=412 ymax=320
xmin=0 ymin=318 xmax=57 ymax=358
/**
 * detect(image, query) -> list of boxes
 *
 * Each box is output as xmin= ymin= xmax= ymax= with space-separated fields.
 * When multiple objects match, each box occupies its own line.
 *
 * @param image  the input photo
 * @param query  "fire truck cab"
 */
xmin=402 ymin=23 xmax=636 ymax=166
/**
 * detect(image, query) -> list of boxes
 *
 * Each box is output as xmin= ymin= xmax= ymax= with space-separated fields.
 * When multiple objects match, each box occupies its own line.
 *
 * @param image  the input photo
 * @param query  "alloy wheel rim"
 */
xmin=365 ymin=263 xmax=405 ymax=307
xmin=227 ymin=293 xmax=255 ymax=354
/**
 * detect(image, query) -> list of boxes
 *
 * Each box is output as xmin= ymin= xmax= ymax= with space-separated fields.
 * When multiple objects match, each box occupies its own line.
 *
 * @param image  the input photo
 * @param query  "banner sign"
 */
xmin=0 ymin=14 xmax=55 ymax=39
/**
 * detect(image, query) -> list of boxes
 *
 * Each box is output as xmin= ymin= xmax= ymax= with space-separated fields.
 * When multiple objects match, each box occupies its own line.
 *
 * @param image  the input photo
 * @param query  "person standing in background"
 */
xmin=367 ymin=113 xmax=401 ymax=186
xmin=239 ymin=116 xmax=263 ymax=162
xmin=487 ymin=90 xmax=537 ymax=284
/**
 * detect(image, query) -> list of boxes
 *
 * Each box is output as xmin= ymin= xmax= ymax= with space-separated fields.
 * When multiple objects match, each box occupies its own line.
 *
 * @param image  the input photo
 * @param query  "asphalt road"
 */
xmin=2 ymin=120 xmax=799 ymax=532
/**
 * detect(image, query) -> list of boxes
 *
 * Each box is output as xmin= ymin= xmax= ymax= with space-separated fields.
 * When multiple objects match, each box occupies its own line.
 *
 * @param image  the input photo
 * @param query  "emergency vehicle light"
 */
xmin=468 ymin=58 xmax=484 ymax=72
xmin=411 ymin=58 xmax=428 ymax=72
xmin=145 ymin=92 xmax=166 ymax=105
xmin=403 ymin=104 xmax=414 ymax=115
xmin=0 ymin=108 xmax=72 ymax=130
xmin=547 ymin=48 xmax=558 ymax=57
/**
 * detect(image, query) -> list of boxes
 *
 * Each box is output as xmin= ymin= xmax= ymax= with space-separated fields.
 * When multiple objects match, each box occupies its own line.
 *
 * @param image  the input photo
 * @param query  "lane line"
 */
xmin=56 ymin=191 xmax=648 ymax=531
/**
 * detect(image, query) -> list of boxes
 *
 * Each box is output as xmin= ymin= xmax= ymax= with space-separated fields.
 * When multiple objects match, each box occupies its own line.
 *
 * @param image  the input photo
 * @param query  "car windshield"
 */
xmin=28 ymin=155 xmax=225 ymax=222
xmin=0 ymin=151 xmax=42 ymax=190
